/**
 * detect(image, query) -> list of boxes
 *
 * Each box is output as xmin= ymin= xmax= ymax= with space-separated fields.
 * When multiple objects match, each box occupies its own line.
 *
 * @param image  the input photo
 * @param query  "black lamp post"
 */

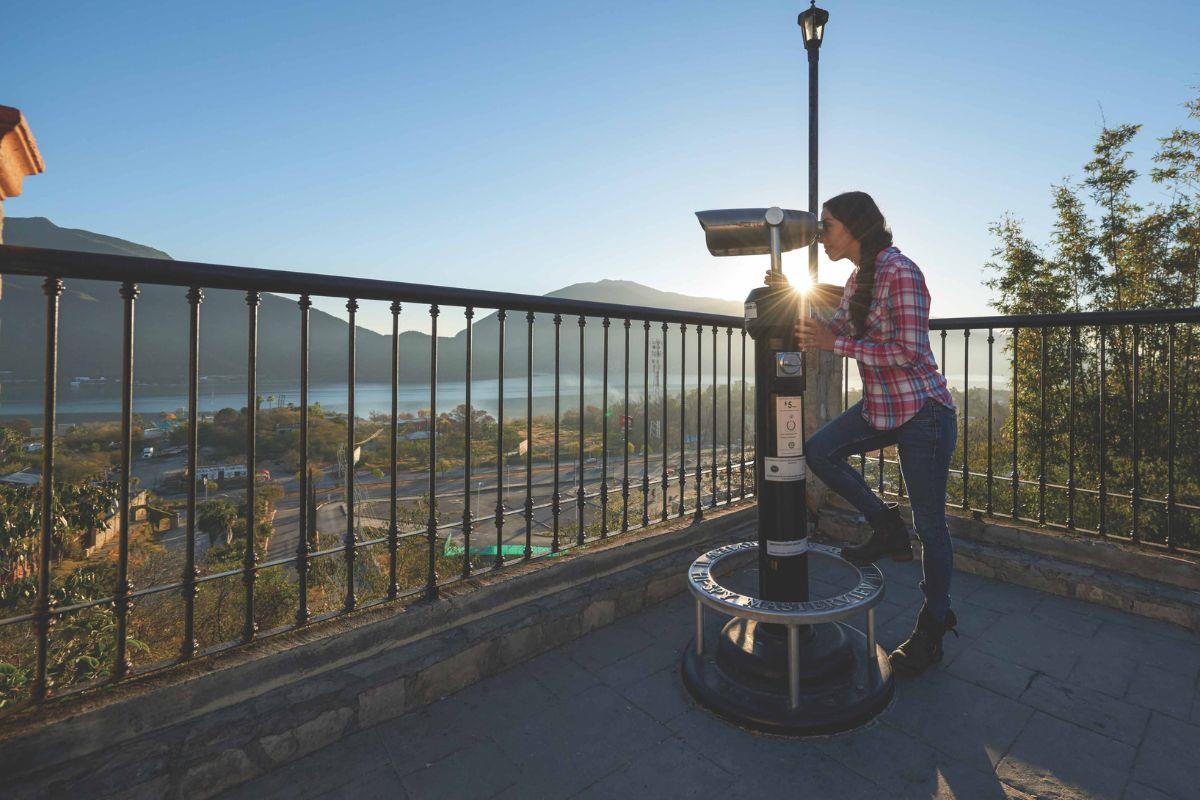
xmin=798 ymin=2 xmax=829 ymax=285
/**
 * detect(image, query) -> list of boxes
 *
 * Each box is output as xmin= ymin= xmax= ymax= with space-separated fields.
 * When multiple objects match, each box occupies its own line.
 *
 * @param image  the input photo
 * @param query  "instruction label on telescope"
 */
xmin=764 ymin=456 xmax=805 ymax=481
xmin=775 ymin=396 xmax=803 ymax=454
xmin=766 ymin=538 xmax=809 ymax=556
xmin=744 ymin=301 xmax=758 ymax=321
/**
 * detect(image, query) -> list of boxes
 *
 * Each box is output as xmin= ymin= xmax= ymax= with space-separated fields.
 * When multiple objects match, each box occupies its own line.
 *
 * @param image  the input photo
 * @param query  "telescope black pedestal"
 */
xmin=681 ymin=618 xmax=894 ymax=736
xmin=687 ymin=210 xmax=894 ymax=735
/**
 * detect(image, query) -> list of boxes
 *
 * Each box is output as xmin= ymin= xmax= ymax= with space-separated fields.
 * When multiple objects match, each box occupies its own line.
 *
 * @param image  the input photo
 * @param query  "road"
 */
xmin=263 ymin=452 xmax=754 ymax=562
xmin=148 ymin=450 xmax=755 ymax=564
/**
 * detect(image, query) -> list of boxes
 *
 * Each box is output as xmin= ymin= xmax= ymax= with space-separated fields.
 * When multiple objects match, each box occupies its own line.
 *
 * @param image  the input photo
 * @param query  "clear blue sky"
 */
xmin=6 ymin=0 xmax=1199 ymax=334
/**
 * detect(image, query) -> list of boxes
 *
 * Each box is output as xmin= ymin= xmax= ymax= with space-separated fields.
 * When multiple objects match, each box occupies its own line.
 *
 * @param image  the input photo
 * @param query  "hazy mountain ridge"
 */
xmin=5 ymin=216 xmax=174 ymax=260
xmin=0 ymin=218 xmax=745 ymax=385
xmin=1 ymin=219 xmax=995 ymax=391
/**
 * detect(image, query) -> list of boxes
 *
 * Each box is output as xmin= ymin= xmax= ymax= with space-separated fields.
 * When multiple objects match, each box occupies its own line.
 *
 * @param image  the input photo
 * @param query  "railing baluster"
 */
xmin=182 ymin=287 xmax=202 ymax=658
xmin=693 ymin=323 xmax=704 ymax=523
xmin=1131 ymin=324 xmax=1141 ymax=543
xmin=962 ymin=329 xmax=970 ymax=509
xmin=1098 ymin=325 xmax=1107 ymax=537
xmin=740 ymin=328 xmax=746 ymax=499
xmin=462 ymin=306 xmax=474 ymax=577
xmin=601 ymin=318 xmax=610 ymax=538
xmin=725 ymin=327 xmax=732 ymax=504
xmin=298 ymin=295 xmax=313 ymax=620
xmin=243 ymin=290 xmax=259 ymax=643
xmin=425 ymin=304 xmax=439 ymax=599
xmin=32 ymin=277 xmax=64 ymax=702
xmin=524 ymin=311 xmax=535 ymax=560
xmin=643 ymin=320 xmax=651 ymax=526
xmin=1166 ymin=324 xmax=1177 ymax=551
xmin=344 ymin=299 xmax=358 ymax=612
xmin=1067 ymin=325 xmax=1077 ymax=529
xmin=115 ymin=282 xmax=139 ymax=676
xmin=938 ymin=330 xmax=947 ymax=488
xmin=877 ymin=440 xmax=884 ymax=495
xmin=936 ymin=328 xmax=946 ymax=493
xmin=1012 ymin=326 xmax=1020 ymax=520
xmin=388 ymin=301 xmax=400 ymax=599
xmin=622 ymin=318 xmax=630 ymax=533
xmin=661 ymin=323 xmax=669 ymax=521
xmin=495 ymin=310 xmax=507 ymax=567
xmin=679 ymin=323 xmax=687 ymax=517
xmin=551 ymin=314 xmax=561 ymax=552
xmin=843 ymin=355 xmax=849 ymax=411
xmin=577 ymin=315 xmax=586 ymax=546
xmin=1038 ymin=326 xmax=1048 ymax=525
xmin=986 ymin=327 xmax=994 ymax=516
xmin=711 ymin=324 xmax=718 ymax=508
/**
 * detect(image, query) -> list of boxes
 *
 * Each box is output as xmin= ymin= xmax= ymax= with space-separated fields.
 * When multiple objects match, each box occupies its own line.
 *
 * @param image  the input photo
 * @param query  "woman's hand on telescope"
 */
xmin=795 ymin=317 xmax=836 ymax=351
xmin=763 ymin=270 xmax=790 ymax=289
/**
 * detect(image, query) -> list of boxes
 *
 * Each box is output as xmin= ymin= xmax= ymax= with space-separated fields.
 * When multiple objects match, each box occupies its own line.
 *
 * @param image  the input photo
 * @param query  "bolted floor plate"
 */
xmin=681 ymin=620 xmax=894 ymax=736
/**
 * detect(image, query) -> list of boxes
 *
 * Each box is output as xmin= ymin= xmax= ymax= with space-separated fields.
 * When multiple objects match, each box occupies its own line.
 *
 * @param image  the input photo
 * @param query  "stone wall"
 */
xmin=816 ymin=495 xmax=1200 ymax=634
xmin=0 ymin=506 xmax=757 ymax=800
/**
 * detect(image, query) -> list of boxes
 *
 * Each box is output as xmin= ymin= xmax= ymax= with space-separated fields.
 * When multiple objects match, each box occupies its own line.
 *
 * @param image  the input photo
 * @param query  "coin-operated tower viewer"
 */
xmin=684 ymin=207 xmax=894 ymax=736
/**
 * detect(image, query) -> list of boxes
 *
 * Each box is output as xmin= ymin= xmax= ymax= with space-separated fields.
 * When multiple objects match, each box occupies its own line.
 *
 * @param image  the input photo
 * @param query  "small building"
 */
xmin=196 ymin=464 xmax=248 ymax=482
xmin=0 ymin=470 xmax=41 ymax=487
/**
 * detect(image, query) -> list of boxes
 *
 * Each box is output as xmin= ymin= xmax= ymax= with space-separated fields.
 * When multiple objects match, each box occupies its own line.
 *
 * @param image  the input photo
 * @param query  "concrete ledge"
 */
xmin=815 ymin=497 xmax=1200 ymax=634
xmin=0 ymin=506 xmax=755 ymax=800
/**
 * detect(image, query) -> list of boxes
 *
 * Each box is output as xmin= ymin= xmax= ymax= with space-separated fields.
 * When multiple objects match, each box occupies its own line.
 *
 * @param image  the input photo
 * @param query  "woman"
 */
xmin=768 ymin=191 xmax=958 ymax=675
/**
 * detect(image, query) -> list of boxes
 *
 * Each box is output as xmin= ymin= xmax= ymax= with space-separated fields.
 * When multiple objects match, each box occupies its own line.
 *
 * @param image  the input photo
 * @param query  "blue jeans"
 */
xmin=807 ymin=399 xmax=958 ymax=621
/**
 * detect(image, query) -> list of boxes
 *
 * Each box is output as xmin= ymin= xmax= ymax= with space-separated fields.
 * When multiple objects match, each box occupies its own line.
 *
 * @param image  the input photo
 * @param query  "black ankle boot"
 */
xmin=890 ymin=604 xmax=959 ymax=675
xmin=841 ymin=503 xmax=913 ymax=564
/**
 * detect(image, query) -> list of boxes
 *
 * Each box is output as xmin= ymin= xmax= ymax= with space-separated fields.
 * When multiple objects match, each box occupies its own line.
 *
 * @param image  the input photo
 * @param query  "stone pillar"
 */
xmin=0 ymin=106 xmax=45 ymax=409
xmin=0 ymin=104 xmax=46 ymax=270
xmin=804 ymin=282 xmax=845 ymax=514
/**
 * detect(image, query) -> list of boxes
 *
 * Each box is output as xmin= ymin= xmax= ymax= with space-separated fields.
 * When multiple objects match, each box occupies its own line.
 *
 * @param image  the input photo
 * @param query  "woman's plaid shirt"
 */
xmin=829 ymin=246 xmax=955 ymax=430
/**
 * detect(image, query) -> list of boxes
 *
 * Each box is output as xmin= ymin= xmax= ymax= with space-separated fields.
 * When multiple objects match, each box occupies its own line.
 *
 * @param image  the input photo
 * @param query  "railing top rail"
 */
xmin=8 ymin=244 xmax=1197 ymax=330
xmin=0 ymin=244 xmax=744 ymax=327
xmin=930 ymin=307 xmax=1200 ymax=330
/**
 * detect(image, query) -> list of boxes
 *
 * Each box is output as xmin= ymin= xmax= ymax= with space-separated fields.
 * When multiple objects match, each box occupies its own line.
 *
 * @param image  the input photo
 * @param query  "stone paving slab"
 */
xmin=222 ymin=554 xmax=1200 ymax=800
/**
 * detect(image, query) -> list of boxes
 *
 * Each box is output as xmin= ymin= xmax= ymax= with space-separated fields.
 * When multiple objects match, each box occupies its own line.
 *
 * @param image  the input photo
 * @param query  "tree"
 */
xmin=985 ymin=91 xmax=1200 ymax=547
xmin=0 ymin=426 xmax=23 ymax=463
xmin=198 ymin=499 xmax=238 ymax=546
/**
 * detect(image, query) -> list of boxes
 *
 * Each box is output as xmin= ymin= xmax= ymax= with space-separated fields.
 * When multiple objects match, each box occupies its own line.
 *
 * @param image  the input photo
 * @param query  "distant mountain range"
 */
xmin=0 ymin=217 xmax=746 ymax=386
xmin=1 ymin=218 xmax=1003 ymax=391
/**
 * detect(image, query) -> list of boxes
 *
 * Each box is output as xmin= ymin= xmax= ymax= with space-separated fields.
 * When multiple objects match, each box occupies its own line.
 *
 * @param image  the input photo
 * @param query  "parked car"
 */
xmin=141 ymin=447 xmax=155 ymax=459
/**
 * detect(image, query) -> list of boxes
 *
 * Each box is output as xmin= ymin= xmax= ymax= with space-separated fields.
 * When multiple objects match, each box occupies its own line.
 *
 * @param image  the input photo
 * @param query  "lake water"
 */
xmin=0 ymin=373 xmax=738 ymax=424
xmin=1 ymin=369 xmax=1009 ymax=425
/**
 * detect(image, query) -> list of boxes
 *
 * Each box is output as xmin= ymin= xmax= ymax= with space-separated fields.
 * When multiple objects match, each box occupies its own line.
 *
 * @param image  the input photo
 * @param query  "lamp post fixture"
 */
xmin=798 ymin=1 xmax=829 ymax=286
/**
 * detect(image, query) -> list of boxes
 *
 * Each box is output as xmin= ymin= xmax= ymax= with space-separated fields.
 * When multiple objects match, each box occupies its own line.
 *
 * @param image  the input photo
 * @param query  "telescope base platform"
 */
xmin=681 ymin=619 xmax=894 ymax=736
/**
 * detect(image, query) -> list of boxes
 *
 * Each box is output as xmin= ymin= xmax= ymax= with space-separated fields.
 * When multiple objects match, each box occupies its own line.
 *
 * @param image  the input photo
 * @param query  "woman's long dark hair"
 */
xmin=824 ymin=191 xmax=893 ymax=338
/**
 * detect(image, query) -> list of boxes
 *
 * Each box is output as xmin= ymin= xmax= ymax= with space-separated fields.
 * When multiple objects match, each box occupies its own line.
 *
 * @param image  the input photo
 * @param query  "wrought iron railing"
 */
xmin=843 ymin=308 xmax=1200 ymax=556
xmin=3 ymin=241 xmax=1197 ymax=714
xmin=0 ymin=244 xmax=754 ymax=709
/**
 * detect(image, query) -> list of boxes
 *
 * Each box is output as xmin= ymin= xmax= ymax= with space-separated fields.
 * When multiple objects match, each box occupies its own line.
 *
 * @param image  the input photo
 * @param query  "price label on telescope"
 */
xmin=775 ymin=396 xmax=803 ymax=454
